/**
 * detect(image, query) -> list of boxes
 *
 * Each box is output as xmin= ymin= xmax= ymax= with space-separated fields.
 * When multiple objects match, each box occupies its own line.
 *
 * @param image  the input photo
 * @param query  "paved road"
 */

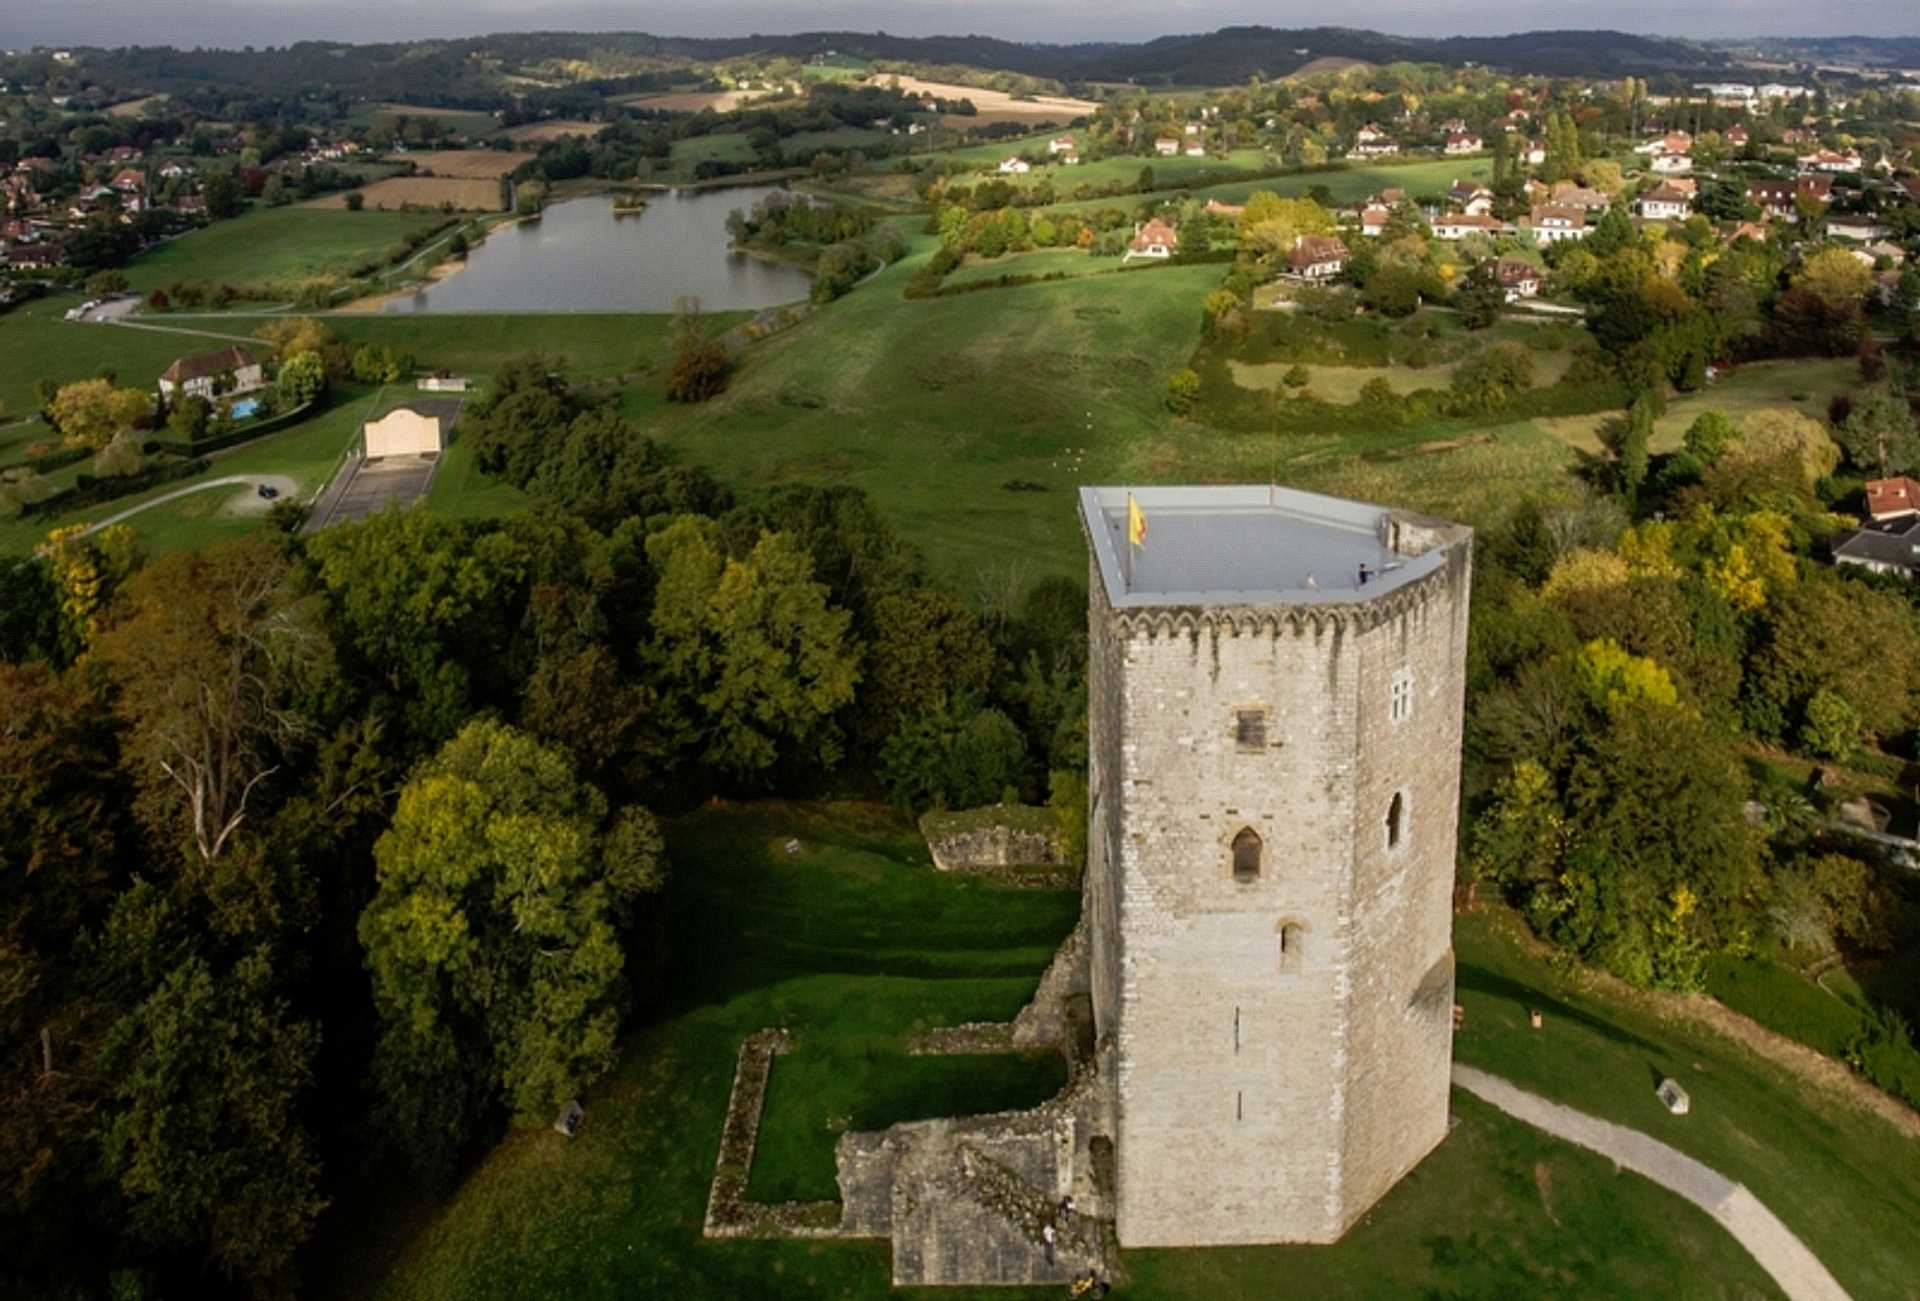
xmin=1453 ymin=1064 xmax=1850 ymax=1301
xmin=82 ymin=474 xmax=299 ymax=536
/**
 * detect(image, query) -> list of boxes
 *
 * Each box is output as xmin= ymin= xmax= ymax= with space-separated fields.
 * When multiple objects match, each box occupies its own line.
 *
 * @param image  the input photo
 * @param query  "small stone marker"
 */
xmin=1528 ymin=1009 xmax=1543 ymax=1030
xmin=1656 ymin=1079 xmax=1690 ymax=1115
xmin=554 ymin=1098 xmax=584 ymax=1137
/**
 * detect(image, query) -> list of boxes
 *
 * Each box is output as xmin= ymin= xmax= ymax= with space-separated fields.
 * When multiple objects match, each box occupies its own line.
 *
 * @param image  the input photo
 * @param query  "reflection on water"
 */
xmin=384 ymin=188 xmax=814 ymax=314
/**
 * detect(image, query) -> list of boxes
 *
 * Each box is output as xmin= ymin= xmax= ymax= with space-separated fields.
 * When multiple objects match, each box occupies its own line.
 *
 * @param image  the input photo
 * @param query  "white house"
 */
xmin=1447 ymin=180 xmax=1494 ymax=215
xmin=1635 ymin=181 xmax=1692 ymax=221
xmin=1520 ymin=139 xmax=1547 ymax=165
xmin=1636 ymin=131 xmax=1692 ymax=156
xmin=1049 ymin=135 xmax=1075 ymax=154
xmin=1651 ymin=150 xmax=1693 ymax=175
xmin=1444 ymin=131 xmax=1483 ymax=155
xmin=1524 ymin=205 xmax=1589 ymax=245
xmin=1351 ymin=123 xmax=1398 ymax=157
xmin=1797 ymin=149 xmax=1862 ymax=173
xmin=157 ymin=346 xmax=265 ymax=401
xmin=997 ymin=157 xmax=1031 ymax=175
xmin=1431 ymin=212 xmax=1507 ymax=241
xmin=1285 ymin=233 xmax=1348 ymax=280
xmin=1154 ymin=136 xmax=1180 ymax=157
xmin=1496 ymin=257 xmax=1540 ymax=301
xmin=1183 ymin=142 xmax=1206 ymax=158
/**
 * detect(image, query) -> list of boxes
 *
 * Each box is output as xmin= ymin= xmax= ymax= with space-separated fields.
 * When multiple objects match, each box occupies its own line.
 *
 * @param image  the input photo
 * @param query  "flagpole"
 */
xmin=1124 ymin=492 xmax=1134 ymax=591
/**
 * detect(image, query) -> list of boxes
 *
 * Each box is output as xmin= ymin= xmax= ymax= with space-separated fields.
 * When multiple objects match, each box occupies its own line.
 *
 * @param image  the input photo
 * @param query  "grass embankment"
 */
xmin=330 ymin=800 xmax=1891 ymax=1301
xmin=124 ymin=205 xmax=451 ymax=297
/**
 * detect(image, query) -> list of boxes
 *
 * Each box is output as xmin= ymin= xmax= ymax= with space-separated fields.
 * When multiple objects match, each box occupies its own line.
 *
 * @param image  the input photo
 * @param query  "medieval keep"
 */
xmin=1078 ymin=484 xmax=1473 ymax=1247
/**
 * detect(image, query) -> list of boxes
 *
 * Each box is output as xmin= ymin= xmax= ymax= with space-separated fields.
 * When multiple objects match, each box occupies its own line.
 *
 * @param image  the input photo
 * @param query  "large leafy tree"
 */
xmin=644 ymin=516 xmax=861 ymax=775
xmin=1834 ymin=390 xmax=1920 ymax=476
xmin=359 ymin=720 xmax=664 ymax=1179
xmin=94 ymin=538 xmax=333 ymax=865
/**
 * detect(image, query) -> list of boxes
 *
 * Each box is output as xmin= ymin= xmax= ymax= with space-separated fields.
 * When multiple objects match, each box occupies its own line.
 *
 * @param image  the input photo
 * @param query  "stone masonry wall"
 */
xmin=1089 ymin=524 xmax=1472 ymax=1249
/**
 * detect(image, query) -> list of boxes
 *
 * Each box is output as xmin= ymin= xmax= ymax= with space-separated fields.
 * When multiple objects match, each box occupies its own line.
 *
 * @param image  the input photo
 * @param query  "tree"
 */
xmin=1456 ymin=259 xmax=1504 ymax=330
xmin=1750 ymin=577 xmax=1920 ymax=745
xmin=1834 ymin=391 xmax=1920 ymax=476
xmin=344 ymin=190 xmax=364 ymax=211
xmin=93 ymin=539 xmax=332 ymax=865
xmin=47 ymin=380 xmax=151 ymax=451
xmin=514 ymin=179 xmax=549 ymax=216
xmin=1791 ymin=247 xmax=1873 ymax=313
xmin=167 ymin=394 xmax=211 ymax=442
xmin=201 ymin=169 xmax=244 ymax=219
xmin=1683 ymin=410 xmax=1737 ymax=466
xmin=860 ymin=587 xmax=994 ymax=743
xmin=1165 ymin=368 xmax=1200 ymax=413
xmin=643 ymin=516 xmax=861 ymax=775
xmin=1362 ymin=263 xmax=1424 ymax=317
xmin=664 ymin=298 xmax=732 ymax=403
xmin=1449 ymin=341 xmax=1534 ymax=412
xmin=878 ymin=695 xmax=1030 ymax=810
xmin=359 ymin=720 xmax=662 ymax=1177
xmin=276 ymin=350 xmax=326 ymax=407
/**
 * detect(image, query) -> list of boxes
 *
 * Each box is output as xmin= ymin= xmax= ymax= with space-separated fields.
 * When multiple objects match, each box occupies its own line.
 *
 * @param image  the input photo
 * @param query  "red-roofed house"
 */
xmin=1285 ymin=233 xmax=1349 ymax=280
xmin=1635 ymin=182 xmax=1692 ymax=221
xmin=1126 ymin=218 xmax=1180 ymax=260
xmin=1444 ymin=131 xmax=1482 ymax=156
xmin=1865 ymin=476 xmax=1920 ymax=522
xmin=157 ymin=346 xmax=266 ymax=401
xmin=1496 ymin=257 xmax=1540 ymax=301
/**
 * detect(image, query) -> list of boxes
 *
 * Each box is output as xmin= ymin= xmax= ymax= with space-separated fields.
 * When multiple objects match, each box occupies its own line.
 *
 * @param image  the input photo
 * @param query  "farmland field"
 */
xmin=347 ymin=102 xmax=500 ymax=136
xmin=873 ymin=75 xmax=1098 ymax=128
xmin=106 ymin=94 xmax=168 ymax=118
xmin=397 ymin=150 xmax=524 ymax=179
xmin=504 ymin=120 xmax=604 ymax=143
xmin=670 ymin=132 xmax=760 ymax=165
xmin=313 ymin=177 xmax=504 ymax=211
xmin=619 ymin=88 xmax=787 ymax=113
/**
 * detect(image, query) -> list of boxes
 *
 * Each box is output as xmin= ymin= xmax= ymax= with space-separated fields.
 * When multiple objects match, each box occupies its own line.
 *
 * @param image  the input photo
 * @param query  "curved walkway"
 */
xmin=81 ymin=474 xmax=298 ymax=536
xmin=1453 ymin=1064 xmax=1849 ymax=1301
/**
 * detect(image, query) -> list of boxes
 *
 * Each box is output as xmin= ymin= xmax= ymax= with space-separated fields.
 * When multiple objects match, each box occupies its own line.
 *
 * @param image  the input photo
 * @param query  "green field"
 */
xmin=670 ymin=132 xmax=760 ymax=165
xmin=318 ymin=798 xmax=1917 ymax=1301
xmin=1012 ymin=147 xmax=1273 ymax=196
xmin=1182 ymin=156 xmax=1498 ymax=206
xmin=125 ymin=204 xmax=450 ymax=295
xmin=347 ymin=103 xmax=501 ymax=137
xmin=781 ymin=127 xmax=894 ymax=155
xmin=0 ymin=297 xmax=218 ymax=431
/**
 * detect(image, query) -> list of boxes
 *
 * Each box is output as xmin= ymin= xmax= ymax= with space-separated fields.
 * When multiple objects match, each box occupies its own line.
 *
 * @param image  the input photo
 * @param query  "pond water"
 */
xmin=382 ymin=187 xmax=814 ymax=314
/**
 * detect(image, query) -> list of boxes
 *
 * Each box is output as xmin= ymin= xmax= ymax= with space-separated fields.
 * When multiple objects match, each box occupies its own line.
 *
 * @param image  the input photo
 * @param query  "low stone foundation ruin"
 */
xmin=702 ymin=919 xmax=1120 ymax=1286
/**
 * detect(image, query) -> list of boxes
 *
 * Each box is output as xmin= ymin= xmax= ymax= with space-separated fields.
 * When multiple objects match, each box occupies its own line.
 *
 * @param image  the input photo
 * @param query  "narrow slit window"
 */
xmin=1386 ymin=792 xmax=1405 ymax=851
xmin=1390 ymin=669 xmax=1414 ymax=725
xmin=1231 ymin=827 xmax=1263 ymax=883
xmin=1278 ymin=922 xmax=1304 ymax=975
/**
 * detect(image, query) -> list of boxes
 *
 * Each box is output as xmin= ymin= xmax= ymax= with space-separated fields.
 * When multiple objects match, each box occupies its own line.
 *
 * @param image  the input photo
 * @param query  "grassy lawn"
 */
xmin=322 ymin=312 xmax=717 ymax=384
xmin=0 ymin=296 xmax=232 ymax=426
xmin=1229 ymin=350 xmax=1578 ymax=400
xmin=1020 ymin=148 xmax=1273 ymax=196
xmin=1186 ymin=156 xmax=1497 ymax=206
xmin=126 ymin=205 xmax=450 ymax=295
xmin=423 ymin=428 xmax=528 ymax=520
xmin=324 ymin=798 xmax=1914 ymax=1300
xmin=346 ymin=103 xmax=502 ymax=137
xmin=782 ymin=127 xmax=894 ymax=155
xmin=1453 ymin=908 xmax=1920 ymax=1300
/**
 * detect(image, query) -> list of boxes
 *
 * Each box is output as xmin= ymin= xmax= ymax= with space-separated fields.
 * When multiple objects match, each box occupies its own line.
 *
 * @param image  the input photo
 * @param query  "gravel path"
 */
xmin=82 ymin=474 xmax=299 ymax=536
xmin=1453 ymin=1064 xmax=1849 ymax=1301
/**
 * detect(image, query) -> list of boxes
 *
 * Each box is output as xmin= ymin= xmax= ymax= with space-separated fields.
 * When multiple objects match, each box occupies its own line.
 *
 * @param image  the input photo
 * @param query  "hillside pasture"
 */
xmin=106 ymin=94 xmax=168 ymax=118
xmin=313 ymin=177 xmax=504 ymax=211
xmin=1181 ymin=156 xmax=1497 ymax=206
xmin=1228 ymin=350 xmax=1578 ymax=401
xmin=876 ymin=75 xmax=1098 ymax=128
xmin=670 ymin=133 xmax=760 ymax=165
xmin=347 ymin=103 xmax=500 ymax=137
xmin=620 ymin=89 xmax=776 ymax=113
xmin=1535 ymin=357 xmax=1855 ymax=453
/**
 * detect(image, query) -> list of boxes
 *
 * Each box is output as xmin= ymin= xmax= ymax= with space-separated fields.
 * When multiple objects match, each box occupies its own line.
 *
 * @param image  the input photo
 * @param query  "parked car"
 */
xmin=256 ymin=484 xmax=279 ymax=500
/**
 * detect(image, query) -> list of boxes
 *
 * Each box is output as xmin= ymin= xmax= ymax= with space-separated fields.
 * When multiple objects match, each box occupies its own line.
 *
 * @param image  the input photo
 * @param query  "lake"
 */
xmin=383 ymin=187 xmax=814 ymax=314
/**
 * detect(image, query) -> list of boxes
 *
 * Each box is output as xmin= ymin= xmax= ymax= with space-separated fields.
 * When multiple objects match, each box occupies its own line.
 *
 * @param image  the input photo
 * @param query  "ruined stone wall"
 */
xmin=1084 ymin=552 xmax=1126 ymax=1086
xmin=1088 ymin=532 xmax=1471 ymax=1248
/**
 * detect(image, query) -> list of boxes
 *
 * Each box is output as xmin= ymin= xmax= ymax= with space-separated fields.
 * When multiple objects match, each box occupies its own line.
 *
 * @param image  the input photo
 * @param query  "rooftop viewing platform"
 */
xmin=1079 ymin=484 xmax=1462 ymax=608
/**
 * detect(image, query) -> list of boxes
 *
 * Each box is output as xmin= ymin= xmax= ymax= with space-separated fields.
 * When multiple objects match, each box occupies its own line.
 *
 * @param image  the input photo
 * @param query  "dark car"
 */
xmin=256 ymin=484 xmax=279 ymax=500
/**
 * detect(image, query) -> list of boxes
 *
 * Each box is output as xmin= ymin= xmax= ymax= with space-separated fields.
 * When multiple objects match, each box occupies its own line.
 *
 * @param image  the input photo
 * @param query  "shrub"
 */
xmin=1165 ymin=368 xmax=1200 ymax=414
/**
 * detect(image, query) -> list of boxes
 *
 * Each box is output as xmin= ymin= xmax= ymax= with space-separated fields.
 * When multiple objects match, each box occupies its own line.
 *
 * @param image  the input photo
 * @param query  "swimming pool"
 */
xmin=230 ymin=398 xmax=259 ymax=419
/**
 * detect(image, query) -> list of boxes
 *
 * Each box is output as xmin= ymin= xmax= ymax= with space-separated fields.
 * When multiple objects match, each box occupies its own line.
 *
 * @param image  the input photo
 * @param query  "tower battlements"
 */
xmin=1078 ymin=484 xmax=1472 ymax=1247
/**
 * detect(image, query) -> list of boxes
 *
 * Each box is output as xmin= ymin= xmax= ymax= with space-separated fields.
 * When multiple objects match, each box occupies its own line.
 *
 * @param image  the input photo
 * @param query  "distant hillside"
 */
xmin=49 ymin=25 xmax=1735 ymax=107
xmin=1709 ymin=35 xmax=1920 ymax=68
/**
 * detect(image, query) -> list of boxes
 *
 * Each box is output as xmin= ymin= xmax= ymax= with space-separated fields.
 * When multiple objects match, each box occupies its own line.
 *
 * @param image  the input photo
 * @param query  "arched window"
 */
xmin=1278 ymin=922 xmax=1305 ymax=974
xmin=1231 ymin=827 xmax=1262 ymax=882
xmin=1386 ymin=792 xmax=1405 ymax=851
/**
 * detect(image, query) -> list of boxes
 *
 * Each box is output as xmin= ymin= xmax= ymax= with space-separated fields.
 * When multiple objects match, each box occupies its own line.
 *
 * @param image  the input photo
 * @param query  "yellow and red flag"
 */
xmin=1127 ymin=493 xmax=1147 ymax=547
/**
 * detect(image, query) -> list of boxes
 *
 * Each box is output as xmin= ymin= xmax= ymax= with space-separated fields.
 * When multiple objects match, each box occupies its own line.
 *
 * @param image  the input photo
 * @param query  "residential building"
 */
xmin=1049 ymin=135 xmax=1076 ymax=154
xmin=1285 ymin=233 xmax=1349 ymax=280
xmin=1443 ymin=131 xmax=1482 ymax=155
xmin=1651 ymin=150 xmax=1693 ymax=175
xmin=1635 ymin=182 xmax=1693 ymax=221
xmin=1430 ymin=212 xmax=1507 ymax=241
xmin=1184 ymin=142 xmax=1206 ymax=158
xmin=1520 ymin=139 xmax=1547 ymax=165
xmin=997 ymin=157 xmax=1030 ymax=175
xmin=1447 ymin=180 xmax=1494 ymax=215
xmin=1351 ymin=123 xmax=1398 ymax=157
xmin=1748 ymin=175 xmax=1831 ymax=219
xmin=1724 ymin=125 xmax=1750 ymax=149
xmin=1496 ymin=257 xmax=1540 ymax=301
xmin=1833 ymin=515 xmax=1920 ymax=580
xmin=157 ymin=346 xmax=266 ymax=401
xmin=1865 ymin=476 xmax=1920 ymax=521
xmin=1523 ymin=205 xmax=1588 ymax=244
xmin=1126 ymin=218 xmax=1180 ymax=260
xmin=1155 ymin=136 xmax=1180 ymax=156
xmin=1204 ymin=199 xmax=1246 ymax=219
xmin=1797 ymin=148 xmax=1862 ymax=173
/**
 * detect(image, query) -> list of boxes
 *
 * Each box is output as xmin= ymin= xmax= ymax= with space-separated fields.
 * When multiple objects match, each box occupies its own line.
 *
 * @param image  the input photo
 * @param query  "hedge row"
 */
xmin=22 ymin=456 xmax=211 ymax=517
xmin=144 ymin=400 xmax=316 ymax=458
xmin=0 ymin=444 xmax=90 ymax=476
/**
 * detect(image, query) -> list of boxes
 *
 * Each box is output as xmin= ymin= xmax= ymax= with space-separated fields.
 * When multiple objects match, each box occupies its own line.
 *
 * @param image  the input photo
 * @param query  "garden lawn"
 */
xmin=327 ymin=800 xmax=1845 ymax=1301
xmin=0 ymin=296 xmax=224 ymax=428
xmin=1228 ymin=350 xmax=1577 ymax=401
xmin=1184 ymin=156 xmax=1497 ymax=206
xmin=1019 ymin=147 xmax=1274 ymax=196
xmin=124 ymin=204 xmax=450 ymax=295
xmin=321 ymin=312 xmax=721 ymax=386
xmin=1453 ymin=908 xmax=1920 ymax=1301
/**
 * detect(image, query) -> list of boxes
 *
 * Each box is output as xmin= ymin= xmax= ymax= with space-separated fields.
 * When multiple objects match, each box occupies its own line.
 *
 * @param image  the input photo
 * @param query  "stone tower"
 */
xmin=1078 ymin=484 xmax=1472 ymax=1248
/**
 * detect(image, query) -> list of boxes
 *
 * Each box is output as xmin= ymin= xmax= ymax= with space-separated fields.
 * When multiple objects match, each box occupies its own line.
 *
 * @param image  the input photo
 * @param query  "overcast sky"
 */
xmin=3 ymin=0 xmax=1915 ymax=51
